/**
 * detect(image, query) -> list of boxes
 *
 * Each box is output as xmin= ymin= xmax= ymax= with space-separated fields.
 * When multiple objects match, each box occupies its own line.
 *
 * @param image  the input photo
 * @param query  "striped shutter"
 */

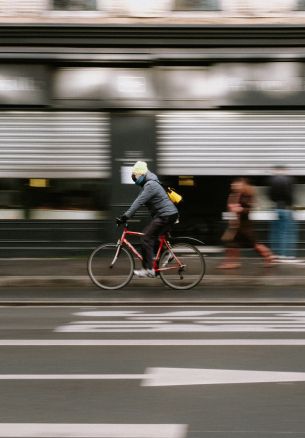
xmin=0 ymin=111 xmax=110 ymax=178
xmin=157 ymin=111 xmax=305 ymax=175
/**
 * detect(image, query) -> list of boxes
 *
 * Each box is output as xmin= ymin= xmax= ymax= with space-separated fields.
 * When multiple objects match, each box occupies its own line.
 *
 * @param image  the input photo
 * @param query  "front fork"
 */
xmin=110 ymin=240 xmax=122 ymax=268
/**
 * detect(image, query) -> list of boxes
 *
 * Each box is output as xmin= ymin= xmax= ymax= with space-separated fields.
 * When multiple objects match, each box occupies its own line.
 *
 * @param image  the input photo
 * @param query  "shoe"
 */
xmin=281 ymin=257 xmax=304 ymax=264
xmin=277 ymin=256 xmax=294 ymax=263
xmin=276 ymin=256 xmax=297 ymax=263
xmin=264 ymin=255 xmax=278 ymax=267
xmin=134 ymin=269 xmax=156 ymax=278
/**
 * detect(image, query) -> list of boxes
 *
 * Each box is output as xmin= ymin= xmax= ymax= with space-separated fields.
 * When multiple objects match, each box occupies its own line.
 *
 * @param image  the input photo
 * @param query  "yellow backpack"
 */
xmin=166 ymin=187 xmax=183 ymax=205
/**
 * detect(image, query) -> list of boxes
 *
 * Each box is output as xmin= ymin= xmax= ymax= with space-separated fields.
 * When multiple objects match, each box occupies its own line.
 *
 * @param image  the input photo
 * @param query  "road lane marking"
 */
xmin=0 ymin=374 xmax=145 ymax=380
xmin=1 ymin=339 xmax=305 ymax=346
xmin=0 ymin=423 xmax=187 ymax=438
xmin=1 ymin=368 xmax=305 ymax=386
xmin=143 ymin=368 xmax=305 ymax=386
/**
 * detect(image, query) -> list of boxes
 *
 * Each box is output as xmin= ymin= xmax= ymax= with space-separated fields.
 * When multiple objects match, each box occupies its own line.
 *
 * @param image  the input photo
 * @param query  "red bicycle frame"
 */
xmin=118 ymin=225 xmax=183 ymax=272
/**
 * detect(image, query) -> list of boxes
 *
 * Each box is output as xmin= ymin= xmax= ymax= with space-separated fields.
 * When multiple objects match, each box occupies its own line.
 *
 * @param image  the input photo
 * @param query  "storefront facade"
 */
xmin=1 ymin=25 xmax=305 ymax=255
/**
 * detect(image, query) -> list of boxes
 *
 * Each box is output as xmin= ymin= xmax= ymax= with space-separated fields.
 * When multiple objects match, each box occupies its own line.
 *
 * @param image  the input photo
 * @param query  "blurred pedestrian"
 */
xmin=218 ymin=177 xmax=275 ymax=269
xmin=268 ymin=165 xmax=297 ymax=261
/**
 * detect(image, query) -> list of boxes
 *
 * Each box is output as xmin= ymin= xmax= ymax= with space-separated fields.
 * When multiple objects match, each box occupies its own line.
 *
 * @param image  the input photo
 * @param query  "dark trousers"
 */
xmin=141 ymin=214 xmax=178 ymax=269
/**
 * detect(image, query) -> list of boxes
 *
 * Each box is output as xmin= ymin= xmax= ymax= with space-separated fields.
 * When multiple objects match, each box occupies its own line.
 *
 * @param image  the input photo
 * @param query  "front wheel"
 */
xmin=88 ymin=243 xmax=134 ymax=290
xmin=159 ymin=242 xmax=205 ymax=290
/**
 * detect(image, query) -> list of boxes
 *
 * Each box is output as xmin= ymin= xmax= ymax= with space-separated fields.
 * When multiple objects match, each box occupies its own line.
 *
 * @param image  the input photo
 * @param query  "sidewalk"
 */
xmin=0 ymin=256 xmax=305 ymax=289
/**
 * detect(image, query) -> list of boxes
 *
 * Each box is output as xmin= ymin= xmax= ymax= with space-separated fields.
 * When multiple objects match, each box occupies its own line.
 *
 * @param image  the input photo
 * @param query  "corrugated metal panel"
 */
xmin=0 ymin=0 xmax=44 ymax=15
xmin=0 ymin=111 xmax=110 ymax=178
xmin=157 ymin=111 xmax=305 ymax=175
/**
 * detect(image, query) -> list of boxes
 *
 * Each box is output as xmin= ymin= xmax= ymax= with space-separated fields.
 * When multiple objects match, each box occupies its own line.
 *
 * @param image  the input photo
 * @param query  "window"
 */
xmin=297 ymin=0 xmax=305 ymax=10
xmin=174 ymin=0 xmax=220 ymax=11
xmin=25 ymin=179 xmax=109 ymax=212
xmin=52 ymin=0 xmax=97 ymax=11
xmin=0 ymin=180 xmax=22 ymax=209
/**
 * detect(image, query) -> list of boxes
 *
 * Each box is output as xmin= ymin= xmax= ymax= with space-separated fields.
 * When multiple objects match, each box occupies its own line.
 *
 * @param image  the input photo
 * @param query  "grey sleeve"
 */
xmin=124 ymin=182 xmax=155 ymax=218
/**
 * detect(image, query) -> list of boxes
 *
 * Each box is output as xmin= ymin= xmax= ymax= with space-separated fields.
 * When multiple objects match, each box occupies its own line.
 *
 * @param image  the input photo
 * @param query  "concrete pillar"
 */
xmin=110 ymin=113 xmax=157 ymax=235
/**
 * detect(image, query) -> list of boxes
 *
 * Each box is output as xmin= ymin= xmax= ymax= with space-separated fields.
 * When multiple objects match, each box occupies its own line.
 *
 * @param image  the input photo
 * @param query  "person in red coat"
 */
xmin=219 ymin=177 xmax=275 ymax=269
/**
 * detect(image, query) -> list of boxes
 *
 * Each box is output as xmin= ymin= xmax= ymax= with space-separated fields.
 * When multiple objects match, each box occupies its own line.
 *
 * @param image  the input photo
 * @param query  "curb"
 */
xmin=1 ymin=301 xmax=305 ymax=306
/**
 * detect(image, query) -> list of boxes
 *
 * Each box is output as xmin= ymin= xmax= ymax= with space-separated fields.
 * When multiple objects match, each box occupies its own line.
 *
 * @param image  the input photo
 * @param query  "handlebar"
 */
xmin=115 ymin=217 xmax=128 ymax=227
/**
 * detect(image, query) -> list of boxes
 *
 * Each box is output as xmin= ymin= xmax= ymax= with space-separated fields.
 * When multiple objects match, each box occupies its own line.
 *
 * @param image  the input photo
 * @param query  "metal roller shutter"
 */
xmin=0 ymin=111 xmax=110 ymax=178
xmin=157 ymin=111 xmax=305 ymax=175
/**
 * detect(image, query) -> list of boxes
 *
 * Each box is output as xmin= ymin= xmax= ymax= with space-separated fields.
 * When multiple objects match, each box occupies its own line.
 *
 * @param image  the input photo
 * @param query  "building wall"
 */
xmin=0 ymin=0 xmax=47 ymax=15
xmin=0 ymin=0 xmax=302 ymax=19
xmin=222 ymin=0 xmax=296 ymax=15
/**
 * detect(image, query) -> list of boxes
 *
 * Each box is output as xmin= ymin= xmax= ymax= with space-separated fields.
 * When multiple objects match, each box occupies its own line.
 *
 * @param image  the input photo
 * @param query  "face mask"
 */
xmin=135 ymin=175 xmax=146 ymax=186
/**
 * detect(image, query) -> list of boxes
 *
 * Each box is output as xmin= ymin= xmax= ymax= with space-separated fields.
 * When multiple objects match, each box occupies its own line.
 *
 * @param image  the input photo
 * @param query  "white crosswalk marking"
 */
xmin=55 ymin=309 xmax=305 ymax=333
xmin=0 ymin=424 xmax=187 ymax=438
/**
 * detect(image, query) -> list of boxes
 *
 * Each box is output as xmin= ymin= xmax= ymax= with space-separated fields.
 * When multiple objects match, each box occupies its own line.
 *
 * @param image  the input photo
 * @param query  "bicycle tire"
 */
xmin=159 ymin=242 xmax=205 ymax=290
xmin=88 ymin=243 xmax=134 ymax=290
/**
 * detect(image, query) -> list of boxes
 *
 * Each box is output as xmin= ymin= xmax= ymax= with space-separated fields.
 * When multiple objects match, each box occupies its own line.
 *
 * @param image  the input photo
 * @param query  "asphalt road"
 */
xmin=1 ymin=305 xmax=305 ymax=437
xmin=2 ymin=286 xmax=305 ymax=304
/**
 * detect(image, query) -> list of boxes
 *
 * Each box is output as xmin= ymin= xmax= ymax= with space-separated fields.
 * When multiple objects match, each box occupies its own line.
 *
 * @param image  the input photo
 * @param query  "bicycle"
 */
xmin=88 ymin=220 xmax=206 ymax=290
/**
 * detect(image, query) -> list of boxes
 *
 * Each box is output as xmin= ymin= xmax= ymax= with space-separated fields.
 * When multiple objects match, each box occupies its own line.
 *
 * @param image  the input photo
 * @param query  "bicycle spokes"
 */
xmin=88 ymin=243 xmax=134 ymax=290
xmin=161 ymin=253 xmax=174 ymax=268
xmin=159 ymin=243 xmax=205 ymax=290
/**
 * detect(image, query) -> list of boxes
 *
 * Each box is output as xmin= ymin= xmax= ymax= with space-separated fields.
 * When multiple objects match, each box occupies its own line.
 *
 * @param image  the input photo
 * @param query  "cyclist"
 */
xmin=117 ymin=161 xmax=178 ymax=278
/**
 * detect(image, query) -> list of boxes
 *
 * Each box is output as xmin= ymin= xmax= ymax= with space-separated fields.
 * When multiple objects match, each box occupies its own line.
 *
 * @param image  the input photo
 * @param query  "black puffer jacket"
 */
xmin=268 ymin=174 xmax=295 ymax=208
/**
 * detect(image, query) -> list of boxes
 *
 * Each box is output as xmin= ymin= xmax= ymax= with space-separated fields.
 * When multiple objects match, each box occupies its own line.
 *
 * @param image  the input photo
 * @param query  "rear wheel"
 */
xmin=159 ymin=242 xmax=205 ymax=290
xmin=88 ymin=243 xmax=134 ymax=290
